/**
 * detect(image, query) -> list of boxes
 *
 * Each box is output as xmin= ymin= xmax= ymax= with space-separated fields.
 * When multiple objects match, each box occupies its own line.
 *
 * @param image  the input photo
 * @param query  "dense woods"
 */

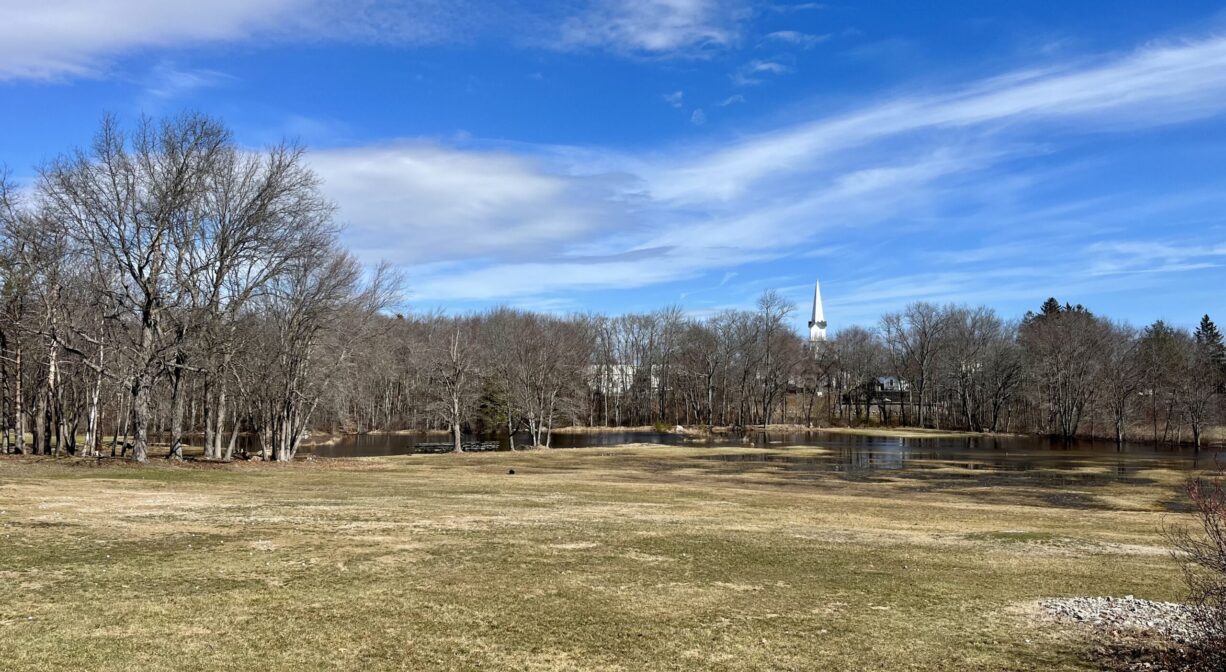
xmin=1 ymin=114 xmax=1224 ymax=461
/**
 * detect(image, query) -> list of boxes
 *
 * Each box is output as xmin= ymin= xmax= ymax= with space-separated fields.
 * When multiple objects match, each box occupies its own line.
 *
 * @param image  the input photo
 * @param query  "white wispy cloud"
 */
xmin=731 ymin=59 xmax=790 ymax=85
xmin=663 ymin=90 xmax=686 ymax=107
xmin=768 ymin=2 xmax=825 ymax=12
xmin=298 ymin=0 xmax=501 ymax=45
xmin=141 ymin=61 xmax=233 ymax=99
xmin=822 ymin=266 xmax=1105 ymax=325
xmin=824 ymin=240 xmax=1226 ymax=327
xmin=0 ymin=0 xmax=752 ymax=81
xmin=310 ymin=142 xmax=640 ymax=267
xmin=556 ymin=0 xmax=748 ymax=55
xmin=0 ymin=0 xmax=296 ymax=79
xmin=763 ymin=30 xmax=829 ymax=48
xmin=656 ymin=37 xmax=1226 ymax=204
xmin=1083 ymin=240 xmax=1226 ymax=276
xmin=18 ymin=7 xmax=1215 ymax=317
xmin=312 ymin=35 xmax=1226 ymax=309
xmin=0 ymin=0 xmax=504 ymax=80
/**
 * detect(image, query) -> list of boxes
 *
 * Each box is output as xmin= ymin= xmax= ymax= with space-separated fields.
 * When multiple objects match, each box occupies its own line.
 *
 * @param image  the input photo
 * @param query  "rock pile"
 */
xmin=1040 ymin=596 xmax=1202 ymax=644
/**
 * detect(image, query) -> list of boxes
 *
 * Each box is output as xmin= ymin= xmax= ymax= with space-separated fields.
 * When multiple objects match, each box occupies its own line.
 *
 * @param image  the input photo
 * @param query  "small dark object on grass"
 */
xmin=508 ymin=469 xmax=516 ymax=475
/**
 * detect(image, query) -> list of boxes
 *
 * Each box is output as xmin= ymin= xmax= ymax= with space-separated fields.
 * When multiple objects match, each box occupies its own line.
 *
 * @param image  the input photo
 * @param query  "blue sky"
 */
xmin=2 ymin=1 xmax=1226 ymax=330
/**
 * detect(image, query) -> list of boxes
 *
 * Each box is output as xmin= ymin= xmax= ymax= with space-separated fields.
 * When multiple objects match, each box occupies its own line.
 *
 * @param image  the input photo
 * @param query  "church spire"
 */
xmin=808 ymin=279 xmax=827 ymax=343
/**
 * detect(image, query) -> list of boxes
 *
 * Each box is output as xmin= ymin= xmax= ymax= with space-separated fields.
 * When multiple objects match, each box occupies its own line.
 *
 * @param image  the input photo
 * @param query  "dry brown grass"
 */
xmin=0 ymin=445 xmax=1198 ymax=670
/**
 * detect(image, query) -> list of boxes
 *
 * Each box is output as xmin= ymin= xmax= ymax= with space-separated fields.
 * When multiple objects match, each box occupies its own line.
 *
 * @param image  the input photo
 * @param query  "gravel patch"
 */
xmin=1040 ymin=596 xmax=1202 ymax=644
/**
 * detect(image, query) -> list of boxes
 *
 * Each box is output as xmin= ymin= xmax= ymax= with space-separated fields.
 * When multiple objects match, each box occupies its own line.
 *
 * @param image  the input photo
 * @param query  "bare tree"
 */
xmin=939 ymin=307 xmax=1022 ymax=432
xmin=39 ymin=114 xmax=228 ymax=461
xmin=187 ymin=141 xmax=334 ymax=460
xmin=679 ymin=319 xmax=721 ymax=427
xmin=0 ymin=169 xmax=29 ymax=455
xmin=881 ymin=302 xmax=951 ymax=428
xmin=1101 ymin=322 xmax=1144 ymax=445
xmin=830 ymin=326 xmax=885 ymax=424
xmin=1182 ymin=333 xmax=1222 ymax=451
xmin=1169 ymin=468 xmax=1226 ymax=669
xmin=427 ymin=318 xmax=480 ymax=453
xmin=257 ymin=248 xmax=395 ymax=461
xmin=1138 ymin=320 xmax=1187 ymax=444
xmin=756 ymin=290 xmax=799 ymax=428
xmin=1020 ymin=300 xmax=1110 ymax=441
xmin=504 ymin=313 xmax=590 ymax=447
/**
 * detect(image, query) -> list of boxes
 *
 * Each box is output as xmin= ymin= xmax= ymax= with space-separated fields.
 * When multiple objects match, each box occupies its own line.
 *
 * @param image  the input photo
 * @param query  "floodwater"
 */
xmin=308 ymin=429 xmax=1225 ymax=475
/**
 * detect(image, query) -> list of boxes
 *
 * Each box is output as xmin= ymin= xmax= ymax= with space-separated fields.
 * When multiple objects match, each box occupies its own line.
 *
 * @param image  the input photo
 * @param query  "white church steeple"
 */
xmin=808 ymin=279 xmax=827 ymax=343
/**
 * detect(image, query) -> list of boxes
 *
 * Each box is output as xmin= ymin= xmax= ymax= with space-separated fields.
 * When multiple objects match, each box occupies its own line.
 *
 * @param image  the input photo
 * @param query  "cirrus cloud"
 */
xmin=311 ymin=34 xmax=1226 ymax=314
xmin=0 ymin=0 xmax=754 ymax=81
xmin=0 ymin=0 xmax=300 ymax=79
xmin=310 ymin=142 xmax=643 ymax=267
xmin=556 ymin=0 xmax=750 ymax=55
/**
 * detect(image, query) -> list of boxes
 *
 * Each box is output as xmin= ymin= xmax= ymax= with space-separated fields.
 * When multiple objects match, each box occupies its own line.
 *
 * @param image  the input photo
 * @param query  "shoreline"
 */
xmin=321 ymin=421 xmax=1221 ymax=448
xmin=549 ymin=424 xmax=1224 ymax=446
xmin=551 ymin=424 xmax=1019 ymax=440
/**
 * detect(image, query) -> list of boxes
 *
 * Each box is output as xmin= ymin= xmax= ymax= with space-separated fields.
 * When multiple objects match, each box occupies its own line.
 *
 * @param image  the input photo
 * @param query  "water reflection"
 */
xmin=308 ymin=429 xmax=1224 ymax=475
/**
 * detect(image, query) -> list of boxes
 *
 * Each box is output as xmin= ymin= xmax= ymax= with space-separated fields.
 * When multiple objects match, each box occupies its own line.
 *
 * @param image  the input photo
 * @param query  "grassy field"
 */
xmin=0 ymin=444 xmax=1198 ymax=671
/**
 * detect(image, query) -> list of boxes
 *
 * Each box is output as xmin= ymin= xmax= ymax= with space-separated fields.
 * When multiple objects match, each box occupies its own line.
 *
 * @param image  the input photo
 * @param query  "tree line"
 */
xmin=320 ymin=297 xmax=1225 ymax=451
xmin=2 ymin=114 xmax=1224 ymax=461
xmin=1 ymin=114 xmax=393 ymax=462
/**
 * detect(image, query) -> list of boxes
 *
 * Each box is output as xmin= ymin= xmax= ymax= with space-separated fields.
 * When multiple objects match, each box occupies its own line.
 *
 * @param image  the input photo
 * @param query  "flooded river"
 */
xmin=308 ymin=429 xmax=1225 ymax=475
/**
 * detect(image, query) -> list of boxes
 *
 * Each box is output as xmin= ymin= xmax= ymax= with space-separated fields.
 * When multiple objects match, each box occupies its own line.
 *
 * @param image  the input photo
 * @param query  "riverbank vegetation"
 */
xmin=2 ymin=113 xmax=1224 ymax=463
xmin=0 ymin=445 xmax=1196 ymax=670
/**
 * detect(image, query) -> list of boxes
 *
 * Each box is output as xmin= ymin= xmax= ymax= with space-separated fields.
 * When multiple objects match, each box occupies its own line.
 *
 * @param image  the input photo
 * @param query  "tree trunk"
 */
xmin=545 ymin=392 xmax=556 ymax=448
xmin=212 ymin=384 xmax=228 ymax=459
xmin=32 ymin=380 xmax=48 ymax=456
xmin=167 ymin=349 xmax=187 ymax=460
xmin=131 ymin=371 xmax=153 ymax=462
xmin=202 ymin=376 xmax=215 ymax=459
xmin=14 ymin=343 xmax=24 ymax=455
xmin=47 ymin=342 xmax=60 ymax=456
xmin=224 ymin=415 xmax=240 ymax=461
xmin=84 ymin=345 xmax=104 ymax=456
xmin=0 ymin=340 xmax=7 ymax=455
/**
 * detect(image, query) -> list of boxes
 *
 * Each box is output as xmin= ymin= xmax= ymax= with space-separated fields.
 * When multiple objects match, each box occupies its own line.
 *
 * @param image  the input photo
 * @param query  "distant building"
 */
xmin=875 ymin=376 xmax=910 ymax=394
xmin=808 ymin=279 xmax=828 ymax=344
xmin=842 ymin=376 xmax=912 ymax=406
xmin=586 ymin=364 xmax=659 ymax=394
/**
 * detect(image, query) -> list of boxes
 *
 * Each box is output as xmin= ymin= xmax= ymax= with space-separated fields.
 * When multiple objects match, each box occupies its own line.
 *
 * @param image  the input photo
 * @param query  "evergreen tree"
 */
xmin=1025 ymin=297 xmax=1063 ymax=324
xmin=1195 ymin=314 xmax=1226 ymax=374
xmin=1025 ymin=298 xmax=1092 ymax=325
